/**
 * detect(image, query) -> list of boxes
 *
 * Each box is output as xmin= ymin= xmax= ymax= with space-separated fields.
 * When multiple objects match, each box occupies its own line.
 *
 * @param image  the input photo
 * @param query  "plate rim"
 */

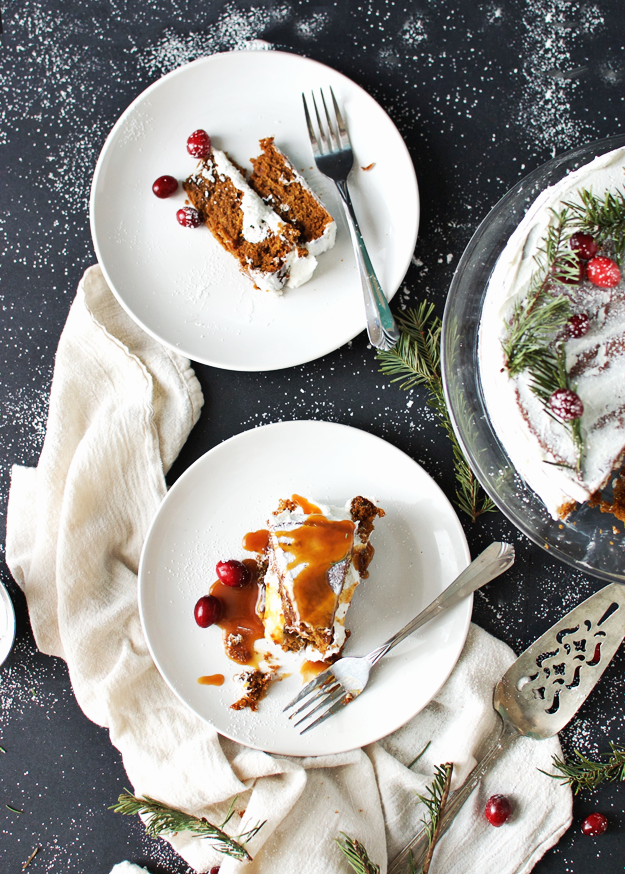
xmin=89 ymin=50 xmax=420 ymax=372
xmin=138 ymin=419 xmax=472 ymax=756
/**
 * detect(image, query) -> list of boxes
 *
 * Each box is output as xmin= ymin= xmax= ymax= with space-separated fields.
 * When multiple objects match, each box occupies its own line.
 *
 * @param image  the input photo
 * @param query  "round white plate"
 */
xmin=90 ymin=51 xmax=419 ymax=371
xmin=138 ymin=420 xmax=471 ymax=756
xmin=0 ymin=581 xmax=16 ymax=668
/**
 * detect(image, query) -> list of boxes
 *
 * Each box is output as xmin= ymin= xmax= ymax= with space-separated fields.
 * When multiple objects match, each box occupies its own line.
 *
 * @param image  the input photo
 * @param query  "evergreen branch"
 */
xmin=565 ymin=187 xmax=625 ymax=264
xmin=416 ymin=762 xmax=454 ymax=874
xmin=546 ymin=743 xmax=625 ymax=794
xmin=111 ymin=791 xmax=264 ymax=862
xmin=377 ymin=304 xmax=496 ymax=521
xmin=335 ymin=833 xmax=380 ymax=874
xmin=502 ymin=209 xmax=573 ymax=378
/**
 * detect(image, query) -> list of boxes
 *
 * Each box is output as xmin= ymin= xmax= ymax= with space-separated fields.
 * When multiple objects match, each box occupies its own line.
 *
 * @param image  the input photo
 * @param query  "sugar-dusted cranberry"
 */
xmin=177 ymin=206 xmax=201 ymax=228
xmin=216 ymin=559 xmax=251 ymax=588
xmin=566 ymin=312 xmax=590 ymax=339
xmin=484 ymin=794 xmax=512 ymax=827
xmin=586 ymin=256 xmax=621 ymax=288
xmin=569 ymin=232 xmax=598 ymax=260
xmin=187 ymin=129 xmax=212 ymax=158
xmin=152 ymin=175 xmax=178 ymax=198
xmin=194 ymin=595 xmax=221 ymax=628
xmin=582 ymin=812 xmax=608 ymax=836
xmin=550 ymin=388 xmax=584 ymax=421
xmin=552 ymin=256 xmax=584 ymax=285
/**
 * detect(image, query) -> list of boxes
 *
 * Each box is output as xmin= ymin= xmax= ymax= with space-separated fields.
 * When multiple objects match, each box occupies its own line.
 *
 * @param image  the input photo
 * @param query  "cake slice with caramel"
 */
xmin=249 ymin=495 xmax=384 ymax=660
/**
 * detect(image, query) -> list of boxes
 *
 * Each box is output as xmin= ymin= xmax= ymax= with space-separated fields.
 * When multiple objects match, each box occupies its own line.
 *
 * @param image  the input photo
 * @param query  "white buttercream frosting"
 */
xmin=479 ymin=146 xmax=625 ymax=518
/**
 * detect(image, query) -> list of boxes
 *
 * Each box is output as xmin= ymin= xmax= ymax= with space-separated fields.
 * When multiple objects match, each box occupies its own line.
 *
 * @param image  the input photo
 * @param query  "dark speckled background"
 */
xmin=0 ymin=1 xmax=623 ymax=872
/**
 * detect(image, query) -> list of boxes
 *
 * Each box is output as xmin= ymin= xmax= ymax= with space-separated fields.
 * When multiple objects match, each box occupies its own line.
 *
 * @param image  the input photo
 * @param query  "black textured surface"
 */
xmin=1 ymin=2 xmax=624 ymax=872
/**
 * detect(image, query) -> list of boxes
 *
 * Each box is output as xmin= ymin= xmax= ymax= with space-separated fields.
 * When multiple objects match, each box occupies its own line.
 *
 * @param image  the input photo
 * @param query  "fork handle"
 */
xmin=366 ymin=542 xmax=515 ymax=667
xmin=334 ymin=179 xmax=400 ymax=351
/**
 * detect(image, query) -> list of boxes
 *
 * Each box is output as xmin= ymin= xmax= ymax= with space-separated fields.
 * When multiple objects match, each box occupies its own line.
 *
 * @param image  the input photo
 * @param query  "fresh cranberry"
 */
xmin=566 ymin=312 xmax=590 ymax=339
xmin=582 ymin=812 xmax=608 ymax=836
xmin=187 ymin=129 xmax=212 ymax=158
xmin=152 ymin=175 xmax=178 ymax=198
xmin=550 ymin=388 xmax=584 ymax=421
xmin=210 ymin=868 xmax=220 ymax=874
xmin=484 ymin=794 xmax=512 ymax=827
xmin=177 ymin=206 xmax=201 ymax=228
xmin=552 ymin=256 xmax=584 ymax=285
xmin=586 ymin=256 xmax=621 ymax=288
xmin=569 ymin=232 xmax=598 ymax=260
xmin=216 ymin=559 xmax=251 ymax=588
xmin=194 ymin=595 xmax=221 ymax=628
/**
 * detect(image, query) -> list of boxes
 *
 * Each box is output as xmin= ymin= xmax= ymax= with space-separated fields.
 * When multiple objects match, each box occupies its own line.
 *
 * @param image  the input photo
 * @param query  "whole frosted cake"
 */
xmin=479 ymin=146 xmax=625 ymax=520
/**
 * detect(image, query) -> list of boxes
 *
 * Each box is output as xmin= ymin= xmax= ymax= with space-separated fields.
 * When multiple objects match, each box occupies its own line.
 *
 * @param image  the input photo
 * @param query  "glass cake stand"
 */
xmin=442 ymin=134 xmax=625 ymax=584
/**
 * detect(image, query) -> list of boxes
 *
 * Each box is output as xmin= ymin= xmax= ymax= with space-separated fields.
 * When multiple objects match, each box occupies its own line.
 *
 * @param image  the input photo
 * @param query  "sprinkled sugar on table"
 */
xmin=1 ymin=2 xmax=623 ymax=872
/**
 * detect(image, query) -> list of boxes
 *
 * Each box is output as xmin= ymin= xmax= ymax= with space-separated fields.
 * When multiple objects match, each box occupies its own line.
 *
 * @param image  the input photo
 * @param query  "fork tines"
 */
xmin=283 ymin=668 xmax=349 ymax=734
xmin=302 ymin=87 xmax=350 ymax=157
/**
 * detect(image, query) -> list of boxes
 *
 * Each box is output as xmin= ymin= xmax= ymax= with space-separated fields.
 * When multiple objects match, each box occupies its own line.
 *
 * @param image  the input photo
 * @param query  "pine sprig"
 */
xmin=409 ymin=762 xmax=454 ymax=874
xmin=502 ymin=208 xmax=574 ymax=379
xmin=377 ymin=303 xmax=496 ymax=521
xmin=565 ymin=187 xmax=625 ymax=264
xmin=547 ymin=743 xmax=625 ymax=794
xmin=111 ymin=791 xmax=265 ymax=862
xmin=335 ymin=833 xmax=380 ymax=874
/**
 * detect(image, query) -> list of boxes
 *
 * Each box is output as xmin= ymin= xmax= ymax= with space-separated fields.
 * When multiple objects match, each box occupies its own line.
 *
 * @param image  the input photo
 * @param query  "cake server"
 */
xmin=302 ymin=87 xmax=400 ymax=351
xmin=389 ymin=581 xmax=625 ymax=874
xmin=285 ymin=541 xmax=515 ymax=732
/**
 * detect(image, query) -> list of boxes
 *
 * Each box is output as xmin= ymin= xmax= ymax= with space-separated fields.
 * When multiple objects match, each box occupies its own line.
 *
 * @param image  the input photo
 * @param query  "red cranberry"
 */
xmin=187 ymin=129 xmax=212 ymax=158
xmin=586 ymin=256 xmax=621 ymax=288
xmin=566 ymin=312 xmax=590 ymax=339
xmin=177 ymin=207 xmax=201 ymax=228
xmin=550 ymin=388 xmax=584 ymax=421
xmin=152 ymin=175 xmax=178 ymax=198
xmin=484 ymin=794 xmax=512 ymax=827
xmin=552 ymin=256 xmax=584 ymax=285
xmin=216 ymin=559 xmax=251 ymax=588
xmin=569 ymin=232 xmax=598 ymax=260
xmin=210 ymin=868 xmax=220 ymax=874
xmin=582 ymin=812 xmax=608 ymax=836
xmin=194 ymin=595 xmax=221 ymax=628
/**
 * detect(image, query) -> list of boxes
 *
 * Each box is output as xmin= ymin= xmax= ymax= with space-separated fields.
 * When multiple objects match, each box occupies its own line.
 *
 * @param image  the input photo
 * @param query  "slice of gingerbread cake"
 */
xmin=254 ymin=494 xmax=384 ymax=660
xmin=183 ymin=147 xmax=317 ymax=293
xmin=249 ymin=137 xmax=337 ymax=256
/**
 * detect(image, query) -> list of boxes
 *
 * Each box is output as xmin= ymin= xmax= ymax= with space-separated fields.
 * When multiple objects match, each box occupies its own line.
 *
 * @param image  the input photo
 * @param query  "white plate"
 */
xmin=138 ymin=421 xmax=471 ymax=756
xmin=0 ymin=581 xmax=16 ymax=668
xmin=90 ymin=51 xmax=419 ymax=371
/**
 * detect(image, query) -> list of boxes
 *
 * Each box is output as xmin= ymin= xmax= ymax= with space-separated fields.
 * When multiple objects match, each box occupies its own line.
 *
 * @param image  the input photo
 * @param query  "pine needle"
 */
xmin=546 ymin=743 xmax=625 ymax=794
xmin=377 ymin=302 xmax=496 ymax=521
xmin=111 ymin=791 xmax=265 ymax=862
xmin=416 ymin=762 xmax=454 ymax=874
xmin=335 ymin=833 xmax=381 ymax=874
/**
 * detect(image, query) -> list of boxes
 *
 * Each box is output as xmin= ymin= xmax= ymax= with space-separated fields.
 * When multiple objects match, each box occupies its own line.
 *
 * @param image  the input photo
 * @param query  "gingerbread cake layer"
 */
xmin=183 ymin=148 xmax=317 ymax=293
xmin=249 ymin=137 xmax=336 ymax=256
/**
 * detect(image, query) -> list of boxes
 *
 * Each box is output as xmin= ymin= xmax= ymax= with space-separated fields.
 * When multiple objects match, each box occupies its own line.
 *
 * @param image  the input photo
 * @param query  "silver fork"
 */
xmin=284 ymin=542 xmax=515 ymax=734
xmin=302 ymin=88 xmax=400 ymax=351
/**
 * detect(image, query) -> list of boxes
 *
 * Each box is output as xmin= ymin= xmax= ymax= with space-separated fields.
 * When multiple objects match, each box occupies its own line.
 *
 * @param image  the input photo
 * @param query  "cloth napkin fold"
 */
xmin=6 ymin=265 xmax=572 ymax=874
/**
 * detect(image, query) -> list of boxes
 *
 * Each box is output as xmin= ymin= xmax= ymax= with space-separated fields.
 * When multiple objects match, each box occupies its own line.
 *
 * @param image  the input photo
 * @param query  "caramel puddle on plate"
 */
xmin=198 ymin=674 xmax=225 ymax=686
xmin=300 ymin=659 xmax=332 ymax=684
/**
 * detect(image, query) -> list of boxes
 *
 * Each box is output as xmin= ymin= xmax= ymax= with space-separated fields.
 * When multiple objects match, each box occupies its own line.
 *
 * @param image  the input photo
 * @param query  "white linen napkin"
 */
xmin=6 ymin=265 xmax=572 ymax=874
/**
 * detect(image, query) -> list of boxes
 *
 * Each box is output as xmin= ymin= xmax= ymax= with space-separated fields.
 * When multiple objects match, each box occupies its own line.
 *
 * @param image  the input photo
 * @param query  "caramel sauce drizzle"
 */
xmin=197 ymin=674 xmax=225 ymax=686
xmin=292 ymin=494 xmax=322 ymax=515
xmin=300 ymin=659 xmax=332 ymax=684
xmin=242 ymin=528 xmax=269 ymax=553
xmin=210 ymin=559 xmax=264 ymax=666
xmin=275 ymin=509 xmax=355 ymax=629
